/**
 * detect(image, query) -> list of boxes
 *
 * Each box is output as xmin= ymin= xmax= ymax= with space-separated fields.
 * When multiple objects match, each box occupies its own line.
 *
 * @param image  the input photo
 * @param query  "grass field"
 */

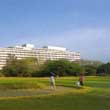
xmin=0 ymin=76 xmax=109 ymax=110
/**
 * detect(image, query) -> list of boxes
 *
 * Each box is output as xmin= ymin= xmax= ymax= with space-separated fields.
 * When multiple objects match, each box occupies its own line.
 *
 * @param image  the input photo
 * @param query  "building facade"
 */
xmin=0 ymin=44 xmax=80 ymax=69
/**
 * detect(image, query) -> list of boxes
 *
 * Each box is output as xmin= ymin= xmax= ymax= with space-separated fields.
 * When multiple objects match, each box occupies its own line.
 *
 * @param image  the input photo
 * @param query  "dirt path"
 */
xmin=0 ymin=86 xmax=71 ymax=97
xmin=0 ymin=86 xmax=92 ymax=99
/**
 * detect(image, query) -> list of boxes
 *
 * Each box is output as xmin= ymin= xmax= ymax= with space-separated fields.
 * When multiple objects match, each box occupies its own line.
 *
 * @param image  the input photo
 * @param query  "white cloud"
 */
xmin=8 ymin=27 xmax=110 ymax=62
xmin=44 ymin=27 xmax=110 ymax=62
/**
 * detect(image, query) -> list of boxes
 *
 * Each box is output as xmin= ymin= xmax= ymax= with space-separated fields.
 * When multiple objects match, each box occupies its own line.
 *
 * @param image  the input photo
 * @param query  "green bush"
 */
xmin=2 ymin=57 xmax=39 ymax=77
xmin=35 ymin=59 xmax=84 ymax=77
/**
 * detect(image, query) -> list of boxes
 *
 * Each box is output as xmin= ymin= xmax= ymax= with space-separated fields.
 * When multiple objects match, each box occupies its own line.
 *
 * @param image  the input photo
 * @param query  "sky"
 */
xmin=0 ymin=0 xmax=110 ymax=62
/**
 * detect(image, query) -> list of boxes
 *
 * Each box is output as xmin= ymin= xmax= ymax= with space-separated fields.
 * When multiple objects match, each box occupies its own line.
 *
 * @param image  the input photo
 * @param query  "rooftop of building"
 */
xmin=0 ymin=44 xmax=80 ymax=53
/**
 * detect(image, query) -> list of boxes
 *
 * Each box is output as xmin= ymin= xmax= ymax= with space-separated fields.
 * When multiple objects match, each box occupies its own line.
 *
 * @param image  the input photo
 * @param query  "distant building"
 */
xmin=0 ymin=44 xmax=80 ymax=69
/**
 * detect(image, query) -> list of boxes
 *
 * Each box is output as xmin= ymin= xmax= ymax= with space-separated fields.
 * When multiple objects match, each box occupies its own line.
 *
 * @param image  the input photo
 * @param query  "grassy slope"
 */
xmin=0 ymin=94 xmax=110 ymax=110
xmin=0 ymin=77 xmax=109 ymax=110
xmin=0 ymin=77 xmax=46 ymax=89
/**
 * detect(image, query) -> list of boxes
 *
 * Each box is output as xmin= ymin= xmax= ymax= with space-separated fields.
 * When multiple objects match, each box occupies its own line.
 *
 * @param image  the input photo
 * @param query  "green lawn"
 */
xmin=0 ymin=76 xmax=109 ymax=110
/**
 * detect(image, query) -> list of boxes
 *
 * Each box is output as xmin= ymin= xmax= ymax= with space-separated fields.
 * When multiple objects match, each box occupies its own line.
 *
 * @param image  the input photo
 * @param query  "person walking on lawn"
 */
xmin=50 ymin=72 xmax=56 ymax=90
xmin=79 ymin=73 xmax=85 ymax=86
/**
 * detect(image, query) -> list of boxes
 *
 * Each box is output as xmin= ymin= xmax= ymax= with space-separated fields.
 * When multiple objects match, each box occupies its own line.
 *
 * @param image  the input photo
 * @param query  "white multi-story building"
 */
xmin=0 ymin=44 xmax=80 ymax=69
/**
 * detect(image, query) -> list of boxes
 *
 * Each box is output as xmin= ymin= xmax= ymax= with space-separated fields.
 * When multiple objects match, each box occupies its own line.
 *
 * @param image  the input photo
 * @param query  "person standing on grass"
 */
xmin=50 ymin=72 xmax=56 ymax=90
xmin=79 ymin=73 xmax=85 ymax=86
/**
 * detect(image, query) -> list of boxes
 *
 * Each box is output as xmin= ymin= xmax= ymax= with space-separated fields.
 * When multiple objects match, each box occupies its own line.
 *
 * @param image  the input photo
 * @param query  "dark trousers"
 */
xmin=80 ymin=81 xmax=84 ymax=86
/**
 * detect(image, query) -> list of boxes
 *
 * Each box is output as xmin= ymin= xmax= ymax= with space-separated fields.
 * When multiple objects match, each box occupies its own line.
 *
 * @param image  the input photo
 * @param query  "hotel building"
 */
xmin=0 ymin=44 xmax=80 ymax=69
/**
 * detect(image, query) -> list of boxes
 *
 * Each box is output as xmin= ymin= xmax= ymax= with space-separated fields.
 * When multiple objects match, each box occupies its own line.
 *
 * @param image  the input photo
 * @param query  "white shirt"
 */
xmin=50 ymin=76 xmax=55 ymax=83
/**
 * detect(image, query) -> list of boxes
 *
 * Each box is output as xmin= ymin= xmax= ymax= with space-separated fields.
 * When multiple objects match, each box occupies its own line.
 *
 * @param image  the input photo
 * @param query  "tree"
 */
xmin=37 ymin=59 xmax=84 ymax=77
xmin=84 ymin=65 xmax=97 ymax=76
xmin=97 ymin=63 xmax=110 ymax=76
xmin=2 ymin=56 xmax=39 ymax=77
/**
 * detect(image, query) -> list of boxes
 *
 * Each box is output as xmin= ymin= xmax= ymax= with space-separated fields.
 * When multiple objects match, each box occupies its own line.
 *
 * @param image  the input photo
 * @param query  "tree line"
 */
xmin=1 ymin=56 xmax=110 ymax=77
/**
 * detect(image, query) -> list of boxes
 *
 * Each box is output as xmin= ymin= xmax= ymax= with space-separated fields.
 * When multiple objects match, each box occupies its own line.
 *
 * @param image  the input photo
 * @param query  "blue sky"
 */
xmin=0 ymin=0 xmax=110 ymax=62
